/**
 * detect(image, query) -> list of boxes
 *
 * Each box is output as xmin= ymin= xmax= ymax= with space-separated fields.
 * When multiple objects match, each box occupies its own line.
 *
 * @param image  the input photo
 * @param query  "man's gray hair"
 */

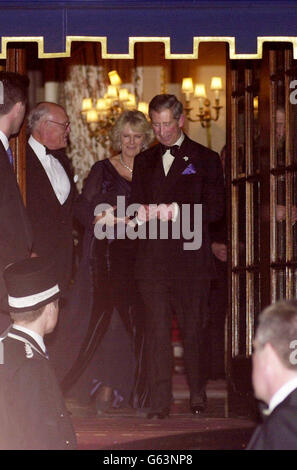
xmin=27 ymin=102 xmax=65 ymax=132
xmin=149 ymin=94 xmax=183 ymax=120
xmin=256 ymin=300 xmax=297 ymax=369
xmin=27 ymin=102 xmax=51 ymax=132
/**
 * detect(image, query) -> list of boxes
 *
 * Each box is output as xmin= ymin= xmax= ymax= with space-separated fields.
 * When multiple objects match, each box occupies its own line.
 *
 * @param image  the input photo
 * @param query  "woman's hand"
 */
xmin=94 ymin=206 xmax=117 ymax=226
xmin=93 ymin=206 xmax=129 ymax=226
xmin=137 ymin=204 xmax=158 ymax=222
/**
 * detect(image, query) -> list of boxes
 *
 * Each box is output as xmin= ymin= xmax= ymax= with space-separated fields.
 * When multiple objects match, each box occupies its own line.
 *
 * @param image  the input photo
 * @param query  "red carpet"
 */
xmin=68 ymin=376 xmax=256 ymax=450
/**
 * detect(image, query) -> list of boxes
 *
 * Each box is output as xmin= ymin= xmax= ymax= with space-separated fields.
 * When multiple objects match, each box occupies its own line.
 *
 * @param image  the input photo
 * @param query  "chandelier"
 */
xmin=81 ymin=70 xmax=148 ymax=146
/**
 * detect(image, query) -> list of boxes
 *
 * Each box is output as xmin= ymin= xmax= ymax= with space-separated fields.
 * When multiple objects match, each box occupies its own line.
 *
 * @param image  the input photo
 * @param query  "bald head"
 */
xmin=28 ymin=102 xmax=70 ymax=150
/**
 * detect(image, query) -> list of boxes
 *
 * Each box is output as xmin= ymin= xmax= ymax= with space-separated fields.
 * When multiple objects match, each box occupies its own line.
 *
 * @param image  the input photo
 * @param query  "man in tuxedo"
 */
xmin=0 ymin=71 xmax=33 ymax=331
xmin=26 ymin=102 xmax=77 ymax=295
xmin=247 ymin=300 xmax=297 ymax=450
xmin=0 ymin=256 xmax=77 ymax=449
xmin=130 ymin=94 xmax=225 ymax=418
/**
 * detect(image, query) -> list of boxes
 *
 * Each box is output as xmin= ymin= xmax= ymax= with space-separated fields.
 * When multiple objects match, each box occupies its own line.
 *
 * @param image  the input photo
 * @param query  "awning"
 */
xmin=1 ymin=0 xmax=297 ymax=59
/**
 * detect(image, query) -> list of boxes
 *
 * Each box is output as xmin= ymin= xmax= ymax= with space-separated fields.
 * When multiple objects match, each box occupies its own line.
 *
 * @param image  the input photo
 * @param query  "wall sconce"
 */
xmin=182 ymin=76 xmax=223 ymax=126
xmin=81 ymin=70 xmax=148 ymax=146
xmin=182 ymin=76 xmax=223 ymax=148
xmin=253 ymin=95 xmax=259 ymax=120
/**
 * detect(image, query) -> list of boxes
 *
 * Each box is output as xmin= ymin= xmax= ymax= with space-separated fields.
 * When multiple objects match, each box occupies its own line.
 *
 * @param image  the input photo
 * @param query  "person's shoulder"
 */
xmin=0 ymin=140 xmax=6 ymax=155
xmin=184 ymin=136 xmax=219 ymax=159
xmin=26 ymin=143 xmax=38 ymax=170
xmin=256 ymin=395 xmax=297 ymax=450
xmin=276 ymin=387 xmax=297 ymax=411
xmin=134 ymin=145 xmax=159 ymax=165
xmin=88 ymin=159 xmax=108 ymax=177
xmin=0 ymin=335 xmax=31 ymax=368
xmin=91 ymin=159 xmax=108 ymax=170
xmin=0 ymin=142 xmax=10 ymax=170
xmin=265 ymin=390 xmax=297 ymax=428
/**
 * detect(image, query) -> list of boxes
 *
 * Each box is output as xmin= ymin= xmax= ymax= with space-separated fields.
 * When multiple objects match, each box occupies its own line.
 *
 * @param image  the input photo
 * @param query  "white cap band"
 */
xmin=8 ymin=284 xmax=60 ymax=308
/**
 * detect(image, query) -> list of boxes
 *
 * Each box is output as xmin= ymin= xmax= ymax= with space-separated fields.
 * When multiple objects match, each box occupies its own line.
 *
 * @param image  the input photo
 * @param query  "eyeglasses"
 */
xmin=47 ymin=119 xmax=71 ymax=130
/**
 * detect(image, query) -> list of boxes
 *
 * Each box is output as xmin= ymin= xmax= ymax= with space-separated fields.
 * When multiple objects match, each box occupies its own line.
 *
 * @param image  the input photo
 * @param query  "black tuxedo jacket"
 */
xmin=247 ymin=388 xmax=297 ymax=450
xmin=130 ymin=135 xmax=225 ymax=280
xmin=0 ymin=143 xmax=33 ymax=315
xmin=26 ymin=143 xmax=78 ymax=292
xmin=0 ymin=326 xmax=77 ymax=449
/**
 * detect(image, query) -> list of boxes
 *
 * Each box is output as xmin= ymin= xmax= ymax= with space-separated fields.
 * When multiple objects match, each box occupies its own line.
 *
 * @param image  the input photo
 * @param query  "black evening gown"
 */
xmin=60 ymin=159 xmax=148 ymax=408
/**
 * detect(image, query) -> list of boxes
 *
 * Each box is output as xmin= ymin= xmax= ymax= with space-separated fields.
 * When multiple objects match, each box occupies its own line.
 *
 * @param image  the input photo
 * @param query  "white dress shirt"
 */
xmin=263 ymin=376 xmax=297 ymax=415
xmin=135 ymin=133 xmax=184 ymax=225
xmin=162 ymin=131 xmax=185 ymax=175
xmin=28 ymin=135 xmax=70 ymax=205
xmin=160 ymin=132 xmax=185 ymax=220
xmin=0 ymin=129 xmax=9 ymax=152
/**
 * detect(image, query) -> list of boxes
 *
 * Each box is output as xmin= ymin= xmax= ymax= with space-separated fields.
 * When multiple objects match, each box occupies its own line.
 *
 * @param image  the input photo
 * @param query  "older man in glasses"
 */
xmin=26 ymin=102 xmax=77 ymax=296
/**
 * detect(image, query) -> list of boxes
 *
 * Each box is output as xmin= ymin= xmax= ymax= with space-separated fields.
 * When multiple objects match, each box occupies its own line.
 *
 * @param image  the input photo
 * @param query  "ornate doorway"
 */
xmin=226 ymin=43 xmax=297 ymax=415
xmin=5 ymin=40 xmax=297 ymax=414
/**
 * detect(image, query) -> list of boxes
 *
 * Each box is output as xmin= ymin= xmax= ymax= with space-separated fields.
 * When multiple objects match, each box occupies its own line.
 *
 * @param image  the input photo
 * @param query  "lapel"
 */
xmin=0 ymin=142 xmax=33 ymax=249
xmin=157 ymin=136 xmax=194 ymax=201
xmin=0 ymin=141 xmax=17 ymax=183
xmin=142 ymin=145 xmax=165 ymax=203
xmin=7 ymin=326 xmax=48 ymax=360
xmin=27 ymin=144 xmax=72 ymax=208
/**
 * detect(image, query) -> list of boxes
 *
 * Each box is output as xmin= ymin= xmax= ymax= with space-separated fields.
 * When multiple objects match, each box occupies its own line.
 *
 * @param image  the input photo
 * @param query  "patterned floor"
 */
xmin=68 ymin=375 xmax=256 ymax=450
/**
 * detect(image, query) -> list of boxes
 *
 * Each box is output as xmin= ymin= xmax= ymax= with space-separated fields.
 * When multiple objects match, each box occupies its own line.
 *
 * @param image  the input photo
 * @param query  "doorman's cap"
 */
xmin=3 ymin=257 xmax=60 ymax=313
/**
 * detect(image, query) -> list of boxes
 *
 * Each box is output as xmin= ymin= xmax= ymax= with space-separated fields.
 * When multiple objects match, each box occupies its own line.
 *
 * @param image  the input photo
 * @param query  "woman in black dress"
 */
xmin=66 ymin=110 xmax=154 ymax=413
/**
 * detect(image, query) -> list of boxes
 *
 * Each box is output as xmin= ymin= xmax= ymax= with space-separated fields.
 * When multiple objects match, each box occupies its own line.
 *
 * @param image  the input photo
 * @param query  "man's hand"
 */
xmin=211 ymin=242 xmax=227 ymax=262
xmin=137 ymin=203 xmax=176 ymax=222
xmin=93 ymin=206 xmax=126 ymax=226
xmin=137 ymin=204 xmax=158 ymax=222
xmin=157 ymin=203 xmax=175 ymax=222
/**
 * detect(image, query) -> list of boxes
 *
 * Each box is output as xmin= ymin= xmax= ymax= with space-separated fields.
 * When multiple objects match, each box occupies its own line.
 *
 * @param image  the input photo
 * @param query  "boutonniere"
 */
xmin=182 ymin=163 xmax=196 ymax=175
xmin=183 ymin=156 xmax=189 ymax=162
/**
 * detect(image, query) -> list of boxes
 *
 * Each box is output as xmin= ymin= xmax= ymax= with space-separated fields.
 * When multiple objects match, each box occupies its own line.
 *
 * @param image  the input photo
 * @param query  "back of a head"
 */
xmin=256 ymin=300 xmax=297 ymax=370
xmin=149 ymin=94 xmax=183 ymax=120
xmin=0 ymin=71 xmax=29 ymax=116
xmin=3 ymin=256 xmax=60 ymax=316
xmin=27 ymin=102 xmax=52 ymax=133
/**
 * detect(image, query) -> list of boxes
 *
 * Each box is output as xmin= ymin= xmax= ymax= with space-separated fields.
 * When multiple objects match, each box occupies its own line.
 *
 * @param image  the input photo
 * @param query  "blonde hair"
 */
xmin=110 ymin=110 xmax=154 ymax=152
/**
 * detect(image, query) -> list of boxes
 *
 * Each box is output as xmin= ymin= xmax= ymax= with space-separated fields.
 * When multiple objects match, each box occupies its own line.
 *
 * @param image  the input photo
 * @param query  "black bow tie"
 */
xmin=45 ymin=147 xmax=61 ymax=159
xmin=160 ymin=144 xmax=180 ymax=157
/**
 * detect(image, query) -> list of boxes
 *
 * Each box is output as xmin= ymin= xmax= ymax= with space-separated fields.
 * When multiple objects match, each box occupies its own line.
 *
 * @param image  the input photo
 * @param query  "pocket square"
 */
xmin=182 ymin=163 xmax=196 ymax=175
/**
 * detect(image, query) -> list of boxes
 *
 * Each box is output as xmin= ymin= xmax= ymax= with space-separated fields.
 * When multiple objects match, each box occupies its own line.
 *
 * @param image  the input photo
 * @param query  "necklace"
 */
xmin=120 ymin=154 xmax=133 ymax=173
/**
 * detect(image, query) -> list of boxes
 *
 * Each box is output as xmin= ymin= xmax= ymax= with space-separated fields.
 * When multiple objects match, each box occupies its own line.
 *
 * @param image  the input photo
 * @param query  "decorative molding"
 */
xmin=2 ymin=36 xmax=297 ymax=60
